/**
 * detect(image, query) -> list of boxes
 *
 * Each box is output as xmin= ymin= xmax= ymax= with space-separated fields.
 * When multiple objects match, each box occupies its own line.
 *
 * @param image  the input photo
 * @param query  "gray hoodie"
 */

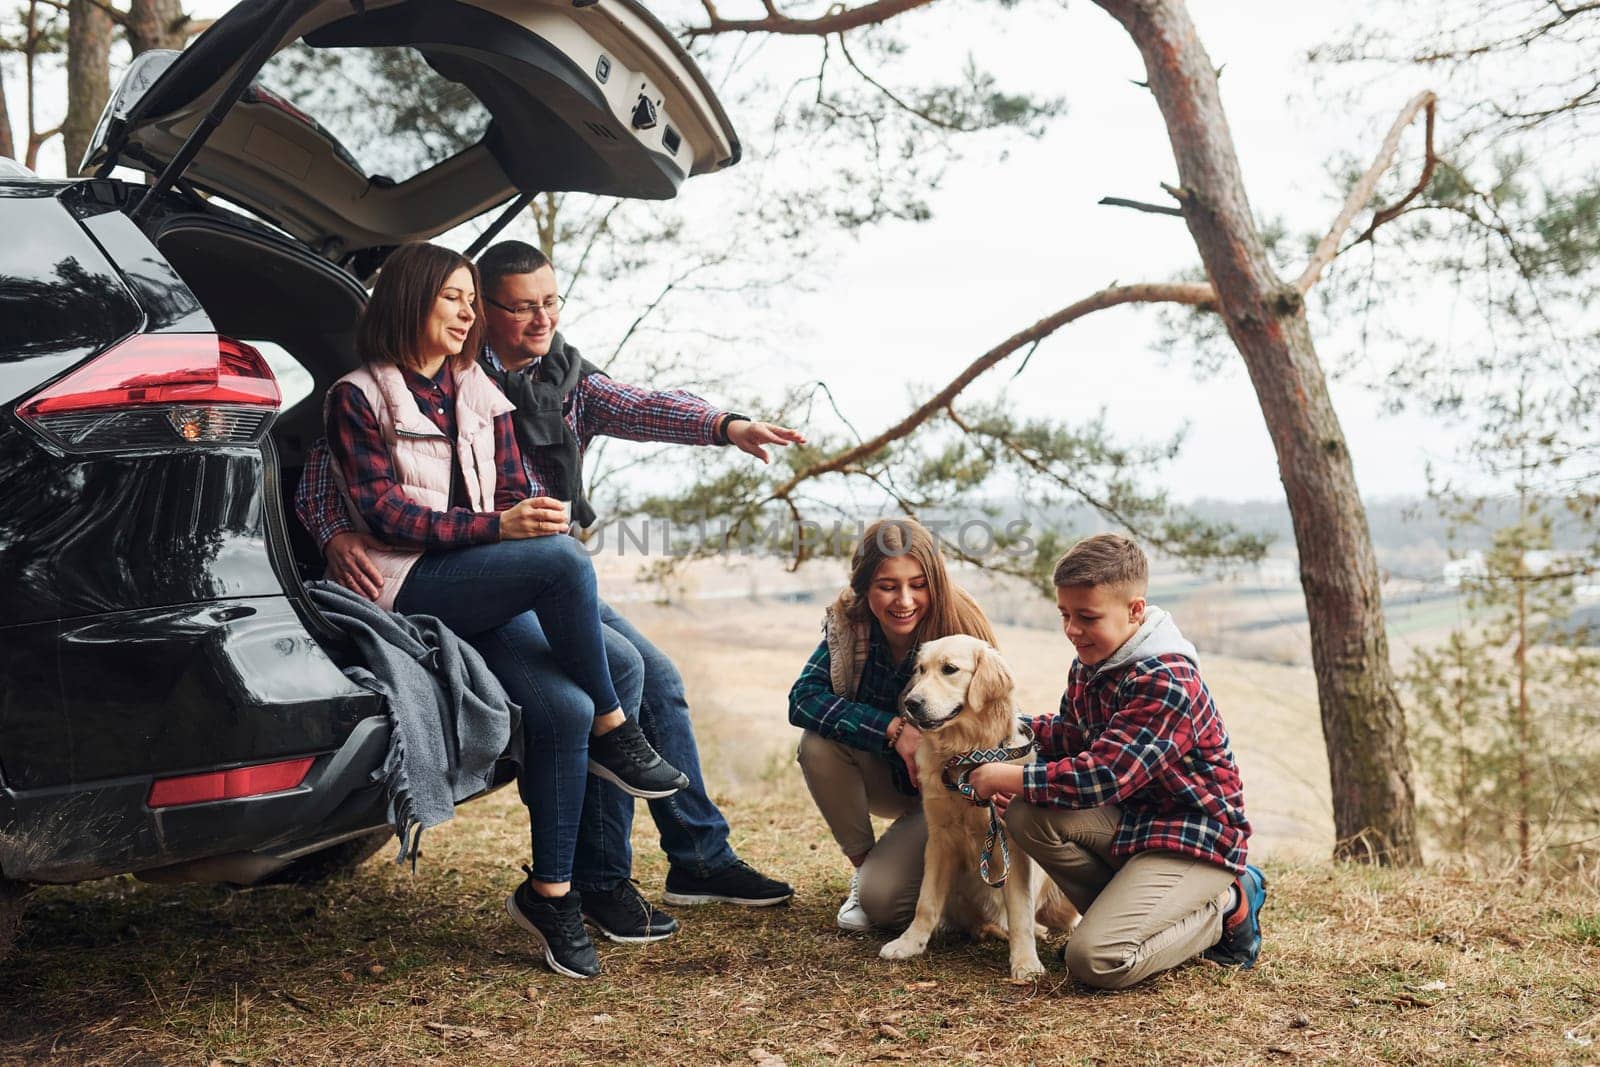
xmin=1091 ymin=605 xmax=1197 ymax=679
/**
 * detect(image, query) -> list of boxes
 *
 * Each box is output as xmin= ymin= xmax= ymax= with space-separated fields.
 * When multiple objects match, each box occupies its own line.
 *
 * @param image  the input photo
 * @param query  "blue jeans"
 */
xmin=571 ymin=602 xmax=737 ymax=890
xmin=470 ymin=612 xmax=644 ymax=884
xmin=394 ymin=536 xmax=621 ymax=883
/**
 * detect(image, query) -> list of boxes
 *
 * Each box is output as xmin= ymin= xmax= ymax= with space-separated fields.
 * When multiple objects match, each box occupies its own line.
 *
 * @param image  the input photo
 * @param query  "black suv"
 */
xmin=0 ymin=0 xmax=738 ymax=954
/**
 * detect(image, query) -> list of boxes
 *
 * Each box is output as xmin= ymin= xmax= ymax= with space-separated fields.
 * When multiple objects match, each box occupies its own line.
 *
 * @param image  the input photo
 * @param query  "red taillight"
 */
xmin=147 ymin=756 xmax=314 ymax=809
xmin=16 ymin=333 xmax=280 ymax=452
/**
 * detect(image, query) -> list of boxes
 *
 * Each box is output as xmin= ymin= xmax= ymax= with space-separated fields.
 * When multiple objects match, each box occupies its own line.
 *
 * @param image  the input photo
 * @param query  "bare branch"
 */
xmin=1099 ymin=195 xmax=1184 ymax=217
xmin=835 ymin=32 xmax=970 ymax=131
xmin=762 ymin=280 xmax=1215 ymax=502
xmin=31 ymin=0 xmax=127 ymax=23
xmin=1355 ymin=98 xmax=1437 ymax=244
xmin=687 ymin=0 xmax=939 ymax=38
xmin=601 ymin=257 xmax=725 ymax=370
xmin=1297 ymin=90 xmax=1437 ymax=295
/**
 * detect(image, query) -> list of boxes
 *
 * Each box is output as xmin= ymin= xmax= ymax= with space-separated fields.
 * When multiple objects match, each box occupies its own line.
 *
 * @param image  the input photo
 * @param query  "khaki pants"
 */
xmin=796 ymin=731 xmax=924 ymax=929
xmin=1006 ymin=801 xmax=1234 ymax=990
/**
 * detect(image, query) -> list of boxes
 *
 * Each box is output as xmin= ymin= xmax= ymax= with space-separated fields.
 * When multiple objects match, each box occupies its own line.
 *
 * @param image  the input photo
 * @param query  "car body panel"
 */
xmin=0 ymin=716 xmax=393 ymax=882
xmin=0 ymin=598 xmax=377 ymax=792
xmin=0 ymin=192 xmax=144 ymax=407
xmin=66 ymin=187 xmax=213 ymax=335
xmin=0 ymin=424 xmax=287 ymax=626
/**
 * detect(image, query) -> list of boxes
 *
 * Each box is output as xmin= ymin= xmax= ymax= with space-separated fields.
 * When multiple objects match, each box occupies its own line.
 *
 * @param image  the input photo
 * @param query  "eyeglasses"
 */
xmin=485 ymin=295 xmax=565 ymax=321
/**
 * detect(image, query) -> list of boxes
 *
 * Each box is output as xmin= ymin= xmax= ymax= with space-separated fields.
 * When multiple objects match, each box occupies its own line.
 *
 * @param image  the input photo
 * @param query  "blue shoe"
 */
xmin=1204 ymin=864 xmax=1266 ymax=969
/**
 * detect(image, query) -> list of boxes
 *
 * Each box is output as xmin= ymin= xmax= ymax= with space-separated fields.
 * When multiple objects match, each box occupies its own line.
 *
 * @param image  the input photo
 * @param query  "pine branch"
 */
xmin=761 ymin=280 xmax=1214 ymax=504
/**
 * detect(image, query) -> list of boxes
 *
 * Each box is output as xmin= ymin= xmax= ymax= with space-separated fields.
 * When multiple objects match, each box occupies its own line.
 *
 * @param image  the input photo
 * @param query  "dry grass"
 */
xmin=5 ymin=776 xmax=1600 ymax=1066
xmin=4 ymin=598 xmax=1599 ymax=1065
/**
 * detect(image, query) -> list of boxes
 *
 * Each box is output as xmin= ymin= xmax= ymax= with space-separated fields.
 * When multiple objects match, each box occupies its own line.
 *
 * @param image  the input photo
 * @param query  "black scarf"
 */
xmin=480 ymin=332 xmax=601 ymax=527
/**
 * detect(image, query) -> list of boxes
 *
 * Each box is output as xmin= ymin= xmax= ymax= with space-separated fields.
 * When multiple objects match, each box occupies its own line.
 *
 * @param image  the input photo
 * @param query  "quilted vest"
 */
xmin=325 ymin=360 xmax=516 ymax=611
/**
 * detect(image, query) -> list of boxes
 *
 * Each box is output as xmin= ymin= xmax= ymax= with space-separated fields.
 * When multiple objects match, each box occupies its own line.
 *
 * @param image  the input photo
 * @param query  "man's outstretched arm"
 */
xmin=578 ymin=375 xmax=803 ymax=459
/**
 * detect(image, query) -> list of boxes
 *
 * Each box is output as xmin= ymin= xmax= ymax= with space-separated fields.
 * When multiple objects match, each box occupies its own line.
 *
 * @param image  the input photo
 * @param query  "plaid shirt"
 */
xmin=1021 ymin=654 xmax=1251 ymax=874
xmin=788 ymin=627 xmax=918 ymax=795
xmin=319 ymin=363 xmax=529 ymax=549
xmin=298 ymin=349 xmax=728 ymax=549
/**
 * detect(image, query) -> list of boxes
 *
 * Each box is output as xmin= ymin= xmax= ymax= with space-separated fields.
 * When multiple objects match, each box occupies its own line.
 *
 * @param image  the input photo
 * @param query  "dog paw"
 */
xmin=880 ymin=936 xmax=926 ymax=960
xmin=1010 ymin=958 xmax=1046 ymax=981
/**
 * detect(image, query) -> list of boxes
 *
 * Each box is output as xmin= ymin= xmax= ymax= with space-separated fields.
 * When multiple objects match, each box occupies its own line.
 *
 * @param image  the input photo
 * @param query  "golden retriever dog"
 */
xmin=879 ymin=634 xmax=1077 ymax=979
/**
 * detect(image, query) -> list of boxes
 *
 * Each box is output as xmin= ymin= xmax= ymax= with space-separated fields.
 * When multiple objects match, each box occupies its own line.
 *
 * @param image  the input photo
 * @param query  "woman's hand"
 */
xmin=966 ymin=763 xmax=1025 ymax=804
xmin=499 ymin=497 xmax=571 ymax=539
xmin=892 ymin=720 xmax=923 ymax=791
xmin=324 ymin=532 xmax=386 ymax=601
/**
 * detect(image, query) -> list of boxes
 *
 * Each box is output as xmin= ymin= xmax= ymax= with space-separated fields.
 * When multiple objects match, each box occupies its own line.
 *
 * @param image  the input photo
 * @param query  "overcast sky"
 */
xmin=7 ymin=1 xmax=1523 ymax=503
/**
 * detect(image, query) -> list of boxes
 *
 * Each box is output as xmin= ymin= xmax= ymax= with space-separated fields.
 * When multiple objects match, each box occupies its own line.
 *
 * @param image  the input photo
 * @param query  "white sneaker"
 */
xmin=836 ymin=870 xmax=872 ymax=932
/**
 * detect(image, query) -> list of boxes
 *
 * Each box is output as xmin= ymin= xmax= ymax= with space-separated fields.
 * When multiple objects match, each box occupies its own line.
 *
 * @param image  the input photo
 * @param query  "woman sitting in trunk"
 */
xmin=323 ymin=241 xmax=684 ymax=980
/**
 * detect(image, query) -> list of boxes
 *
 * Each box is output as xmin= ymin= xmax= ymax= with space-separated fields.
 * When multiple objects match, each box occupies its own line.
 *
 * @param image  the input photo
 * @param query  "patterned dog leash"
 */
xmin=940 ymin=723 xmax=1037 ymax=888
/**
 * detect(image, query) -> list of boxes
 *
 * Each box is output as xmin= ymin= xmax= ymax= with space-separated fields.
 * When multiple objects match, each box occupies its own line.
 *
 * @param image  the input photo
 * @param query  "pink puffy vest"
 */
xmin=326 ymin=360 xmax=517 ymax=610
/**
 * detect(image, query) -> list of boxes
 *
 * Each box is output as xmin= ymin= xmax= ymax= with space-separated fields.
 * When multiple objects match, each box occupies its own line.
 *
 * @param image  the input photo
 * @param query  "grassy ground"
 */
xmin=4 ymin=598 xmax=1598 ymax=1065
xmin=4 ymin=776 xmax=1600 ymax=1066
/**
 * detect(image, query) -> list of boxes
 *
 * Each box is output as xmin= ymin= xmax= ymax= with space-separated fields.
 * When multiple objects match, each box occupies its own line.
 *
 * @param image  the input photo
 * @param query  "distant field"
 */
xmin=613 ymin=594 xmax=1333 ymax=862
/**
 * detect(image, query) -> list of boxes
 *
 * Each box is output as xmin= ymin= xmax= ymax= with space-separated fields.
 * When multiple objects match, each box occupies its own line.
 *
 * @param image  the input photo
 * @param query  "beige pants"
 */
xmin=796 ymin=731 xmax=924 ymax=928
xmin=1006 ymin=801 xmax=1234 ymax=990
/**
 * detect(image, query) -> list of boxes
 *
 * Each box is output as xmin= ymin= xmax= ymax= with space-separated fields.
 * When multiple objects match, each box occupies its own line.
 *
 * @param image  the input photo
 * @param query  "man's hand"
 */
xmin=726 ymin=419 xmax=806 ymax=463
xmin=500 ymin=497 xmax=571 ymax=540
xmin=893 ymin=720 xmax=923 ymax=791
xmin=325 ymin=532 xmax=387 ymax=601
xmin=966 ymin=763 xmax=1025 ymax=804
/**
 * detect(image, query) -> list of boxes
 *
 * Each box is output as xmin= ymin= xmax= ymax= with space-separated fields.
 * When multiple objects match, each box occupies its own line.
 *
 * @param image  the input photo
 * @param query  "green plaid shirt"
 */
xmin=788 ymin=625 xmax=918 ymax=795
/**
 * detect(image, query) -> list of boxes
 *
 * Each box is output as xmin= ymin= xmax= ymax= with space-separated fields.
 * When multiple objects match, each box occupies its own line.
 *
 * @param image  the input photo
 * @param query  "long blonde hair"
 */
xmin=830 ymin=518 xmax=998 ymax=648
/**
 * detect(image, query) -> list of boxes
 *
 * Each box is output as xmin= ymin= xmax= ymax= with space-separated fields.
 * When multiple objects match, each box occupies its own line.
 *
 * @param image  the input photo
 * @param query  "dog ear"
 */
xmin=967 ymin=644 xmax=1014 ymax=717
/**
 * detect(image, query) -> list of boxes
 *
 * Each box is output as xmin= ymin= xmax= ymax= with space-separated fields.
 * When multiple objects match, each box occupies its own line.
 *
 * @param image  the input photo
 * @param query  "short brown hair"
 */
xmin=1052 ymin=533 xmax=1148 ymax=593
xmin=477 ymin=239 xmax=552 ymax=300
xmin=358 ymin=242 xmax=483 ymax=373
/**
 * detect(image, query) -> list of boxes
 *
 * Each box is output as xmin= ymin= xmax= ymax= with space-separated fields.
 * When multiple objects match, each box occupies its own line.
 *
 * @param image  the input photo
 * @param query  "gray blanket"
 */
xmin=306 ymin=581 xmax=520 ymax=864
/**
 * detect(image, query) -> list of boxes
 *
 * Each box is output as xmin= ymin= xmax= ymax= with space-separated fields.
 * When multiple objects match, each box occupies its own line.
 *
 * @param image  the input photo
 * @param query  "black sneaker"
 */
xmin=662 ymin=859 xmax=794 ymax=907
xmin=505 ymin=868 xmax=600 ymax=979
xmin=588 ymin=718 xmax=690 ymax=799
xmin=580 ymin=880 xmax=680 ymax=943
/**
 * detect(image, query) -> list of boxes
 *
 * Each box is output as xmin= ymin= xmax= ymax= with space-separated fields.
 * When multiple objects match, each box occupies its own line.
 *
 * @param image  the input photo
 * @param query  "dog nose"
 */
xmin=903 ymin=696 xmax=923 ymax=715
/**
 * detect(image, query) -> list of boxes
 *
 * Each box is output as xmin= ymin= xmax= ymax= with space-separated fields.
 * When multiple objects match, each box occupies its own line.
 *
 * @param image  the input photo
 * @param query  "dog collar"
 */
xmin=940 ymin=722 xmax=1037 ymax=888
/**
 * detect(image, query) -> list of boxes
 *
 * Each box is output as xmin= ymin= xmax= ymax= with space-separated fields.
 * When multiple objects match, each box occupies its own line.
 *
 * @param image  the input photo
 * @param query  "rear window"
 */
xmin=255 ymin=42 xmax=492 ymax=183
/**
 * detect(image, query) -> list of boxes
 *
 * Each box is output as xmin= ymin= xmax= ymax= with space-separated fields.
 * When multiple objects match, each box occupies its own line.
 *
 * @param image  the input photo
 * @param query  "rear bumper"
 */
xmin=0 ymin=715 xmax=393 ymax=883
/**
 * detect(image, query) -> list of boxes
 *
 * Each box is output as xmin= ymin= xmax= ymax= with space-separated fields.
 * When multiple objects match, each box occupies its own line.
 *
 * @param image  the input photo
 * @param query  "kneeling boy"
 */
xmin=968 ymin=533 xmax=1265 ymax=989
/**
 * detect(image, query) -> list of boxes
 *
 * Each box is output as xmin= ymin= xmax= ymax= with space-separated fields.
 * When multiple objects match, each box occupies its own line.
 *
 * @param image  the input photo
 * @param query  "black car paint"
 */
xmin=0 ymin=187 xmax=144 ymax=406
xmin=0 ymin=181 xmax=395 ymax=884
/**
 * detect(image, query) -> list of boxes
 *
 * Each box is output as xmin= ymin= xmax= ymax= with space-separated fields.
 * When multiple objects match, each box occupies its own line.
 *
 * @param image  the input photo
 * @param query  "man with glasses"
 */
xmin=296 ymin=240 xmax=802 ymax=947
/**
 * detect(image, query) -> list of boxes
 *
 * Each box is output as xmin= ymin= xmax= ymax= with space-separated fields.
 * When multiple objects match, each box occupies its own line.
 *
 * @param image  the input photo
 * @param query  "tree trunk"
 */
xmin=0 ymin=73 xmax=15 ymax=160
xmin=64 ymin=0 xmax=114 ymax=176
xmin=126 ymin=0 xmax=190 ymax=55
xmin=1095 ymin=0 xmax=1420 ymax=864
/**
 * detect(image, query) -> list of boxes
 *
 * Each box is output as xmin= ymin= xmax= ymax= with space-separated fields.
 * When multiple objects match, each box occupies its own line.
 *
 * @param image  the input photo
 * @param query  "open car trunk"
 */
xmin=84 ymin=0 xmax=740 ymax=274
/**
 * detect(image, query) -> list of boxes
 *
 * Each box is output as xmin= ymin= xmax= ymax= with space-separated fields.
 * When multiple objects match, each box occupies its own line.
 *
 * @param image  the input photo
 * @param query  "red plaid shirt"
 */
xmin=298 ymin=350 xmax=728 ymax=549
xmin=1021 ymin=654 xmax=1251 ymax=874
xmin=322 ymin=362 xmax=529 ymax=549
